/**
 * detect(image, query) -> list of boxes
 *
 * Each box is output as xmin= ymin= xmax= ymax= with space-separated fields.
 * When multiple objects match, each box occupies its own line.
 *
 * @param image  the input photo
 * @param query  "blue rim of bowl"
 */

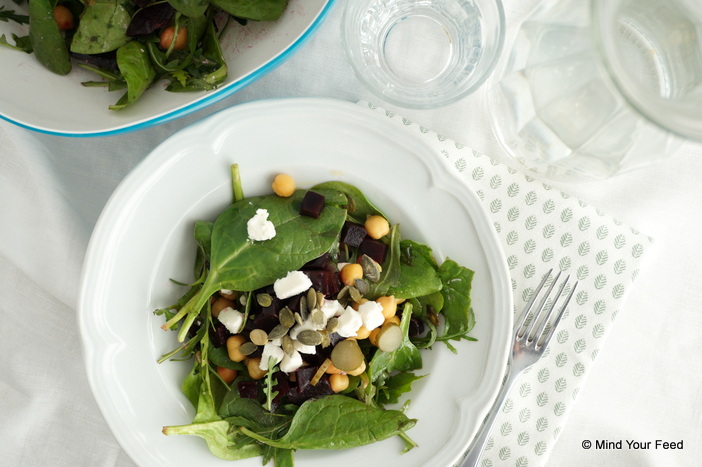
xmin=0 ymin=0 xmax=336 ymax=138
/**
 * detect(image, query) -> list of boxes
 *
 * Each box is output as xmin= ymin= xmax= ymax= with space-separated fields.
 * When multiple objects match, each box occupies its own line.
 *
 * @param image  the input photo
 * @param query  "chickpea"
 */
xmin=53 ymin=5 xmax=74 ymax=31
xmin=325 ymin=361 xmax=344 ymax=375
xmin=354 ymin=325 xmax=371 ymax=340
xmin=211 ymin=297 xmax=235 ymax=318
xmin=246 ymin=357 xmax=267 ymax=380
xmin=376 ymin=295 xmax=397 ymax=319
xmin=216 ymin=366 xmax=237 ymax=384
xmin=226 ymin=334 xmax=247 ymax=362
xmin=369 ymin=328 xmax=381 ymax=347
xmin=329 ymin=373 xmax=349 ymax=393
xmin=272 ymin=173 xmax=295 ymax=197
xmin=346 ymin=360 xmax=366 ymax=376
xmin=159 ymin=25 xmax=188 ymax=51
xmin=364 ymin=215 xmax=390 ymax=239
xmin=340 ymin=263 xmax=363 ymax=286
xmin=384 ymin=315 xmax=401 ymax=326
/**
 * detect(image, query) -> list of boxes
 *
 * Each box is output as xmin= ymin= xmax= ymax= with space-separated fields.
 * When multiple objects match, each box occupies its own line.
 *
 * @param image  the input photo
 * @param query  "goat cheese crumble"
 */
xmin=247 ymin=208 xmax=276 ymax=241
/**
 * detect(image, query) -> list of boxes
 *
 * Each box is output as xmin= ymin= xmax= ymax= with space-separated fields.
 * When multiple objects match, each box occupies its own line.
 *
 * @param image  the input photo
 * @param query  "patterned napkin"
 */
xmin=360 ymin=102 xmax=654 ymax=467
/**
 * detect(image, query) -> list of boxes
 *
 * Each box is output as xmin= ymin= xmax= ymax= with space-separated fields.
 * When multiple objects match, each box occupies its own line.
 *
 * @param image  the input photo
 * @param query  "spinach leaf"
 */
xmin=366 ymin=224 xmax=401 ymax=298
xmin=109 ymin=40 xmax=156 ymax=110
xmin=369 ymin=304 xmax=422 ymax=381
xmin=28 ymin=0 xmax=71 ymax=75
xmin=168 ymin=0 xmax=209 ymax=18
xmin=211 ymin=0 xmax=288 ymax=21
xmin=312 ymin=181 xmax=386 ymax=223
xmin=193 ymin=220 xmax=213 ymax=281
xmin=163 ymin=420 xmax=262 ymax=460
xmin=165 ymin=189 xmax=347 ymax=341
xmin=240 ymin=395 xmax=416 ymax=450
xmin=70 ymin=0 xmax=131 ymax=54
xmin=384 ymin=240 xmax=442 ymax=299
xmin=437 ymin=259 xmax=476 ymax=347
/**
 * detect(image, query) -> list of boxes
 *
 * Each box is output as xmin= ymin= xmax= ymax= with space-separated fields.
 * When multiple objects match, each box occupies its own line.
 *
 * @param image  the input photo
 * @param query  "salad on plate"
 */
xmin=0 ymin=0 xmax=289 ymax=109
xmin=156 ymin=165 xmax=477 ymax=466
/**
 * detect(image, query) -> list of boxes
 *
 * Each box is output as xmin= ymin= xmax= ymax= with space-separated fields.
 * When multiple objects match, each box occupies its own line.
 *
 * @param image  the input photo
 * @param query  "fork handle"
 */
xmin=458 ymin=368 xmax=519 ymax=467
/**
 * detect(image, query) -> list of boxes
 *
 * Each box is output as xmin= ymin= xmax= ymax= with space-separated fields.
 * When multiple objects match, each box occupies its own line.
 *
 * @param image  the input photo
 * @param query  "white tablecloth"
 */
xmin=2 ymin=1 xmax=701 ymax=466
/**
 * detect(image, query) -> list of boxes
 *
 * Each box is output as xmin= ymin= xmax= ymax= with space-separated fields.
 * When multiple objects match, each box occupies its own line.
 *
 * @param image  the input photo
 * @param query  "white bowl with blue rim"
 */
xmin=0 ymin=0 xmax=334 ymax=137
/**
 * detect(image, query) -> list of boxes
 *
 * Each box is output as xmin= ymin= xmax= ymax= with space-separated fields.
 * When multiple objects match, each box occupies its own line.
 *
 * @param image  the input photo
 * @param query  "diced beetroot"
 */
xmin=302 ymin=252 xmax=338 ymax=272
xmin=238 ymin=380 xmax=259 ymax=399
xmin=341 ymin=221 xmax=367 ymax=248
xmin=302 ymin=269 xmax=342 ymax=298
xmin=292 ymin=366 xmax=319 ymax=394
xmin=209 ymin=321 xmax=230 ymax=348
xmin=286 ymin=374 xmax=333 ymax=405
xmin=247 ymin=286 xmax=282 ymax=332
xmin=359 ymin=238 xmax=388 ymax=264
xmin=271 ymin=372 xmax=290 ymax=410
xmin=300 ymin=191 xmax=325 ymax=218
xmin=285 ymin=294 xmax=303 ymax=314
xmin=409 ymin=317 xmax=425 ymax=338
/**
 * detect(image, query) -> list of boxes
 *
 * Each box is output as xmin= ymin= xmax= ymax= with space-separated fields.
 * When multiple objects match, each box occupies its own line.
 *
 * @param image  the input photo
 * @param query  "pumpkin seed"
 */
xmin=354 ymin=278 xmax=369 ymax=295
xmin=320 ymin=330 xmax=331 ymax=348
xmin=306 ymin=288 xmax=317 ymax=310
xmin=239 ymin=341 xmax=258 ymax=356
xmin=428 ymin=306 xmax=440 ymax=327
xmin=326 ymin=317 xmax=339 ymax=333
xmin=310 ymin=308 xmax=325 ymax=328
xmin=279 ymin=306 xmax=295 ymax=328
xmin=348 ymin=286 xmax=363 ymax=303
xmin=239 ymin=293 xmax=248 ymax=306
xmin=249 ymin=329 xmax=268 ymax=346
xmin=268 ymin=324 xmax=289 ymax=340
xmin=294 ymin=312 xmax=304 ymax=326
xmin=297 ymin=329 xmax=323 ymax=346
xmin=360 ymin=254 xmax=382 ymax=282
xmin=282 ymin=335 xmax=295 ymax=356
xmin=256 ymin=293 xmax=273 ymax=307
xmin=337 ymin=285 xmax=349 ymax=300
xmin=317 ymin=291 xmax=325 ymax=308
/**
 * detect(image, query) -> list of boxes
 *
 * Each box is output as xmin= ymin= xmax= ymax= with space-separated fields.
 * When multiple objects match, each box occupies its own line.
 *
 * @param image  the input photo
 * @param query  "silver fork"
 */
xmin=458 ymin=269 xmax=578 ymax=467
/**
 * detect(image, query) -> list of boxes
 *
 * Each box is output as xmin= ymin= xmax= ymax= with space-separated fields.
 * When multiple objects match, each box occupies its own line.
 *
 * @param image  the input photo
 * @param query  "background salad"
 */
xmin=0 ymin=0 xmax=288 ymax=109
xmin=156 ymin=165 xmax=477 ymax=466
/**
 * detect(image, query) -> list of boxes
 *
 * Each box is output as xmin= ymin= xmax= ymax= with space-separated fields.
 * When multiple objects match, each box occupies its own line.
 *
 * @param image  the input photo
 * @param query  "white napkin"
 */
xmin=360 ymin=102 xmax=654 ymax=467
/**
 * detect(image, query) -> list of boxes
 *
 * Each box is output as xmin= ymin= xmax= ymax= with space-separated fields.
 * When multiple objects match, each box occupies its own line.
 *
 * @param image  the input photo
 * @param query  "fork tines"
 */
xmin=516 ymin=269 xmax=578 ymax=349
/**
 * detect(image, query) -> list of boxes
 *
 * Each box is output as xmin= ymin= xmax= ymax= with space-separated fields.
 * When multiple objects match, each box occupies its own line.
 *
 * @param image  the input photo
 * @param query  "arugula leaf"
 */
xmin=240 ymin=395 xmax=416 ymax=450
xmin=70 ymin=0 xmax=131 ymax=55
xmin=0 ymin=33 xmax=32 ymax=53
xmin=376 ymin=372 xmax=426 ymax=406
xmin=369 ymin=304 xmax=422 ymax=381
xmin=28 ymin=0 xmax=71 ymax=75
xmin=0 ymin=5 xmax=29 ymax=24
xmin=168 ymin=0 xmax=209 ymax=18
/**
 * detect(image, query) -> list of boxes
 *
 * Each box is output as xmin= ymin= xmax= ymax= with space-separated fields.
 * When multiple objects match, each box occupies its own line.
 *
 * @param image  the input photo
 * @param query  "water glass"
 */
xmin=489 ymin=0 xmax=702 ymax=181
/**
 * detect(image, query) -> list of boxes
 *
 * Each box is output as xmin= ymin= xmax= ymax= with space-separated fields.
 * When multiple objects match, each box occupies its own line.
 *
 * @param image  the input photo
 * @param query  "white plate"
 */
xmin=78 ymin=98 xmax=512 ymax=466
xmin=0 ymin=0 xmax=333 ymax=137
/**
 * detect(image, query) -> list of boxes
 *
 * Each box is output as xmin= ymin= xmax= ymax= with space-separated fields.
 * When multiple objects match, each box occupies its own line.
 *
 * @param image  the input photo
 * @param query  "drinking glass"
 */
xmin=489 ymin=0 xmax=702 ymax=181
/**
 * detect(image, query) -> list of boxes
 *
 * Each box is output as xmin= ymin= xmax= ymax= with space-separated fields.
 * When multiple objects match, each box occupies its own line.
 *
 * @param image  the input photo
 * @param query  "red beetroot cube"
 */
xmin=340 ymin=221 xmax=367 ymax=248
xmin=300 ymin=191 xmax=325 ymax=218
xmin=359 ymin=238 xmax=387 ymax=264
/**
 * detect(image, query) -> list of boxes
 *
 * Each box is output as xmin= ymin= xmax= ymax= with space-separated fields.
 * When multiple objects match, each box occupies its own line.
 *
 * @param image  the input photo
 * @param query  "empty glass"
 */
xmin=489 ymin=0 xmax=702 ymax=181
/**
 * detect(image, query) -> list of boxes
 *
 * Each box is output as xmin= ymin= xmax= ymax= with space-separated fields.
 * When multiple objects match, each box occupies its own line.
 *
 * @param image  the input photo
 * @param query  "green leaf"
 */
xmin=109 ymin=40 xmax=156 ymax=110
xmin=0 ymin=33 xmax=33 ymax=53
xmin=312 ymin=181 xmax=386 ymax=223
xmin=211 ymin=0 xmax=289 ymax=21
xmin=383 ymin=240 xmax=442 ymax=299
xmin=0 ymin=5 xmax=30 ymax=24
xmin=240 ymin=395 xmax=416 ymax=450
xmin=376 ymin=372 xmax=426 ymax=406
xmin=168 ymin=0 xmax=209 ymax=18
xmin=28 ymin=0 xmax=71 ymax=75
xmin=437 ymin=259 xmax=475 ymax=338
xmin=163 ymin=420 xmax=262 ymax=460
xmin=70 ymin=0 xmax=131 ymax=54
